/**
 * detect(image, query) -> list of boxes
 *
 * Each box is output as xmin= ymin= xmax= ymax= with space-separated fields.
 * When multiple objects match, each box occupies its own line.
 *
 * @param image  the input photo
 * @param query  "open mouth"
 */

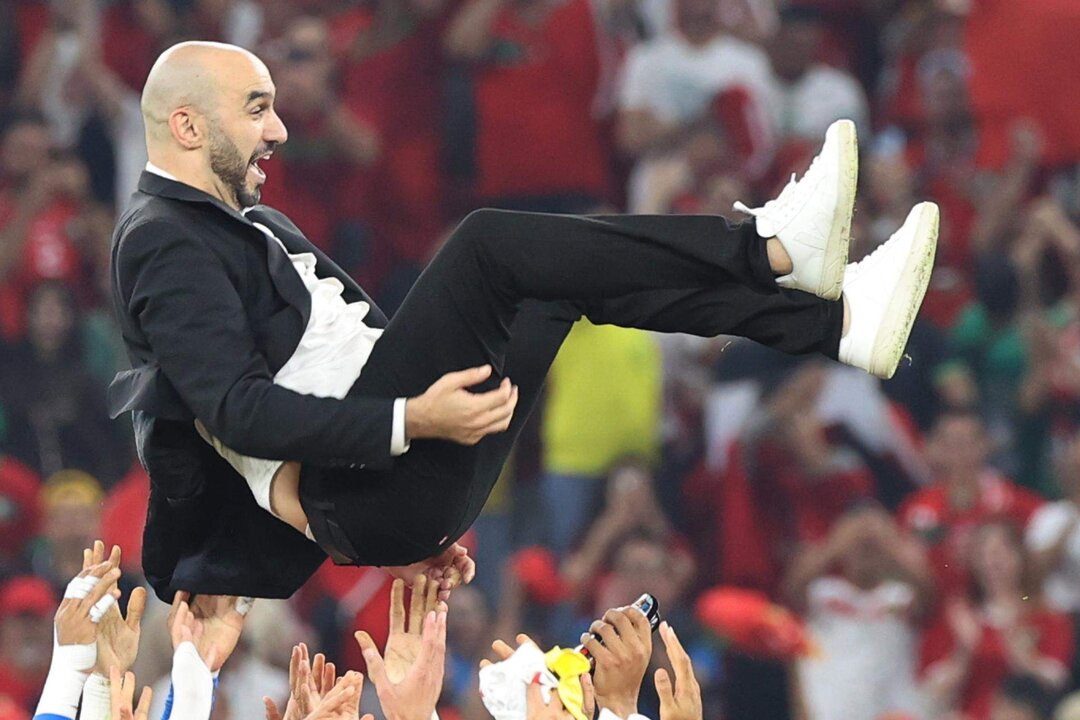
xmin=248 ymin=150 xmax=273 ymax=182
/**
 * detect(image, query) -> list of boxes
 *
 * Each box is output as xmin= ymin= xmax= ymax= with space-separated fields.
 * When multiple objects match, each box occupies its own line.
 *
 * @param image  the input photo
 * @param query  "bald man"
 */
xmin=109 ymin=42 xmax=938 ymax=599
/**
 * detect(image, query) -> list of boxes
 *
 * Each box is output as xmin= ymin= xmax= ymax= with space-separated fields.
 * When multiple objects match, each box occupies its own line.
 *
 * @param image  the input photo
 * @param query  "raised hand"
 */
xmin=385 ymin=543 xmax=476 ymax=601
xmin=654 ymin=623 xmax=702 ymax=720
xmin=526 ymin=682 xmax=574 ymax=720
xmin=356 ymin=595 xmax=448 ymax=720
xmin=109 ymin=667 xmax=153 ymax=720
xmin=56 ymin=561 xmax=122 ymax=648
xmin=265 ymin=643 xmax=338 ymax=720
xmin=579 ymin=606 xmax=653 ymax=718
xmin=168 ymin=591 xmax=250 ymax=672
xmin=82 ymin=542 xmax=146 ymax=676
xmin=303 ymin=671 xmax=374 ymax=720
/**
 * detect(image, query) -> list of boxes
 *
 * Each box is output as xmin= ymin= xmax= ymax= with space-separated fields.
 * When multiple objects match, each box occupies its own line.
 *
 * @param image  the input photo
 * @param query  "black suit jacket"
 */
xmin=109 ymin=171 xmax=393 ymax=600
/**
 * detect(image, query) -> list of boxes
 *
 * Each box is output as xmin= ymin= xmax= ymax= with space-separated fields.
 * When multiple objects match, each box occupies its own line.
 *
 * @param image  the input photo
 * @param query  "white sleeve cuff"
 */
xmin=79 ymin=672 xmax=112 ymax=720
xmin=391 ymin=397 xmax=411 ymax=456
xmin=35 ymin=641 xmax=95 ymax=718
xmin=170 ymin=641 xmax=214 ymax=720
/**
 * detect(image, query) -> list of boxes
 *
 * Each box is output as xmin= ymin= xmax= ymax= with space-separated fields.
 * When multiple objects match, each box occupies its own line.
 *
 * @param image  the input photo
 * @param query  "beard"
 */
xmin=208 ymin=121 xmax=270 ymax=209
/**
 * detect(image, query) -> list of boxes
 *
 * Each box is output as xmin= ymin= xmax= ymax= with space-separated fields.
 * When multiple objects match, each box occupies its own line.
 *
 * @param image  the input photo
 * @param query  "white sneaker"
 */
xmin=733 ymin=119 xmax=858 ymax=301
xmin=839 ymin=202 xmax=939 ymax=379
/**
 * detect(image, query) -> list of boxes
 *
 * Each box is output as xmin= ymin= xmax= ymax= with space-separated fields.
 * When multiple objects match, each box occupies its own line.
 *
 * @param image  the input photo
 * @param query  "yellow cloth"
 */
xmin=541 ymin=321 xmax=662 ymax=476
xmin=543 ymin=647 xmax=592 ymax=720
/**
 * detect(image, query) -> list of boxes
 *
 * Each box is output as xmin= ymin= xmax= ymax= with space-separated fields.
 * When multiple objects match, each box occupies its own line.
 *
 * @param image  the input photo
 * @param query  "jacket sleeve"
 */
xmin=117 ymin=219 xmax=395 ymax=467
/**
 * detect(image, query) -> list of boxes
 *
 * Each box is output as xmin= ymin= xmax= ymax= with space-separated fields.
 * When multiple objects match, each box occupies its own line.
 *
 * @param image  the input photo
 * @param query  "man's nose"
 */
xmin=266 ymin=109 xmax=288 ymax=144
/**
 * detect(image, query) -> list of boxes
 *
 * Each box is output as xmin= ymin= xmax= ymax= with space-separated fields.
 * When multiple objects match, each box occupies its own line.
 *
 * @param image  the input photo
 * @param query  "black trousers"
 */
xmin=299 ymin=210 xmax=843 ymax=566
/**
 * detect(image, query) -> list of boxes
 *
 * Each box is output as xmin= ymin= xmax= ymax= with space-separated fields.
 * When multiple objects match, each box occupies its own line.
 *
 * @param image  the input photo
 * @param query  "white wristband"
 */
xmin=171 ymin=641 xmax=214 ymax=720
xmin=35 ymin=637 xmax=96 ymax=718
xmin=80 ymin=672 xmax=113 ymax=720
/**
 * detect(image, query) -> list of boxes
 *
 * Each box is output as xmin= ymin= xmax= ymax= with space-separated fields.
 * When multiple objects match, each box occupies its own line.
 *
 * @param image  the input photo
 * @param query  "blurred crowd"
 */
xmin=3 ymin=0 xmax=1080 ymax=719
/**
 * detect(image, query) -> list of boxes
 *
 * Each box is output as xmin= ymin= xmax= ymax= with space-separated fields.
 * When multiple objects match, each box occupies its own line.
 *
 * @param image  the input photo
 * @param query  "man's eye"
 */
xmin=252 ymin=106 xmax=266 ymax=115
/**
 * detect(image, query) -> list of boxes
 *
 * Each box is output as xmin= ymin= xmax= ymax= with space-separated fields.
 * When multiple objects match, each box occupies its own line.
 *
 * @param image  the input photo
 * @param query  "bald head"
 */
xmin=140 ymin=41 xmax=287 ymax=210
xmin=142 ymin=42 xmax=266 ymax=140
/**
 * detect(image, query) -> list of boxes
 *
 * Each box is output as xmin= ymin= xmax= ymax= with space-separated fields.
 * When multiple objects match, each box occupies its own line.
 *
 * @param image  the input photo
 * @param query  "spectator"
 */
xmin=0 ymin=456 xmax=40 ymax=580
xmin=763 ymin=6 xmax=869 ymax=144
xmin=784 ymin=507 xmax=932 ymax=720
xmin=921 ymin=521 xmax=1073 ymax=720
xmin=899 ymin=409 xmax=1044 ymax=596
xmin=445 ymin=0 xmax=610 ymax=213
xmin=1027 ymin=430 xmax=1080 ymax=615
xmin=617 ymin=0 xmax=775 ymax=211
xmin=540 ymin=323 xmax=662 ymax=555
xmin=29 ymin=469 xmax=103 ymax=593
xmin=0 ymin=282 xmax=130 ymax=485
xmin=0 ymin=576 xmax=54 ymax=712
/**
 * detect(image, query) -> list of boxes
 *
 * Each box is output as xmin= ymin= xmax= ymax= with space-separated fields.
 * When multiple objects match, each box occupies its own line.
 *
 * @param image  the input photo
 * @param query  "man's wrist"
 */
xmin=404 ymin=396 xmax=428 ymax=441
xmin=601 ymin=695 xmax=640 ymax=719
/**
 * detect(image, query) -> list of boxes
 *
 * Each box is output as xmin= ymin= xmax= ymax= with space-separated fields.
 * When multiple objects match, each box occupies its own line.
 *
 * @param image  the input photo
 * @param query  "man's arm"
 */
xmin=118 ymin=220 xmax=396 ymax=466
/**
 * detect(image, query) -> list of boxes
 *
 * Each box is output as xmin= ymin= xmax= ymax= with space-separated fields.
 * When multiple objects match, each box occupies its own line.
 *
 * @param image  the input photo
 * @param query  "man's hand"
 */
xmin=264 ymin=643 xmax=336 ymax=720
xmin=406 ymin=365 xmax=519 ymax=445
xmin=56 ymin=562 xmax=122 ymax=647
xmin=81 ymin=542 xmax=146 ymax=676
xmin=526 ymin=682 xmax=574 ymax=720
xmin=109 ymin=667 xmax=153 ymax=720
xmin=654 ymin=622 xmax=702 ymax=720
xmin=168 ymin=592 xmax=250 ymax=672
xmin=385 ymin=543 xmax=476 ymax=601
xmin=579 ymin=606 xmax=653 ymax=718
xmin=381 ymin=577 xmax=440 ymax=682
xmin=356 ymin=601 xmax=448 ymax=720
xmin=302 ymin=671 xmax=374 ymax=720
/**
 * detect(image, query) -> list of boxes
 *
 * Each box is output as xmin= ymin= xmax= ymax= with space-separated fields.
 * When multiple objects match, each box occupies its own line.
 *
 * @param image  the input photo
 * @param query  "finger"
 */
xmin=655 ymin=668 xmax=675 ymax=706
xmin=479 ymin=659 xmax=493 ymax=669
xmin=469 ymin=378 xmax=514 ymax=411
xmin=425 ymin=569 xmax=439 ymax=613
xmin=264 ymin=697 xmax=282 ymax=720
xmin=80 ymin=567 xmax=121 ymax=611
xmin=662 ymin=623 xmax=695 ymax=685
xmin=588 ymin=620 xmax=620 ymax=650
xmin=526 ymin=681 xmax=544 ymax=711
xmin=93 ymin=539 xmax=106 ymax=566
xmin=289 ymin=646 xmax=300 ymax=691
xmin=123 ymin=672 xmax=136 ymax=705
xmin=108 ymin=544 xmax=122 ymax=569
xmin=606 ymin=609 xmax=645 ymax=652
xmin=389 ymin=578 xmax=406 ymax=635
xmin=416 ymin=609 xmax=447 ymax=668
xmin=439 ymin=365 xmax=492 ymax=391
xmin=491 ymin=638 xmax=515 ymax=660
xmin=581 ymin=673 xmax=596 ymax=718
xmin=581 ymin=634 xmax=613 ymax=665
xmin=126 ymin=587 xmax=147 ymax=630
xmin=311 ymin=652 xmax=325 ymax=692
xmin=624 ymin=602 xmax=650 ymax=635
xmin=409 ymin=574 xmax=427 ymax=633
xmin=516 ymin=633 xmax=536 ymax=647
xmin=83 ymin=547 xmax=92 ymax=572
xmin=355 ymin=631 xmax=389 ymax=688
xmin=134 ymin=686 xmax=153 ymax=720
xmin=323 ymin=661 xmax=336 ymax=695
xmin=461 ymin=555 xmax=476 ymax=584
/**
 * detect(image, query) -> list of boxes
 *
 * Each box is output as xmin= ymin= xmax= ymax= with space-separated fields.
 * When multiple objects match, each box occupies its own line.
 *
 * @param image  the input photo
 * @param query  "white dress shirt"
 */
xmin=144 ymin=163 xmax=408 ymax=521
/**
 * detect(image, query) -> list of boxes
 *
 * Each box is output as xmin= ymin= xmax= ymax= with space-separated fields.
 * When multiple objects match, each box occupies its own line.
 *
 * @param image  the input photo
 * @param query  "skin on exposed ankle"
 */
xmin=766 ymin=237 xmax=793 ymax=275
xmin=270 ymin=461 xmax=308 ymax=533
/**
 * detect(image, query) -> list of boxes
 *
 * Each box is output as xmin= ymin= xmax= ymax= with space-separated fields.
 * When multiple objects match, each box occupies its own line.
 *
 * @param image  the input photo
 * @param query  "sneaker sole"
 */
xmin=869 ymin=202 xmax=939 ymax=379
xmin=817 ymin=119 xmax=858 ymax=301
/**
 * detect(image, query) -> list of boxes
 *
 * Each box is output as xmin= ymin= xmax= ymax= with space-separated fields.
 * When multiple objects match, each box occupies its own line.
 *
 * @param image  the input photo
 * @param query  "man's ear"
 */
xmin=169 ymin=108 xmax=205 ymax=150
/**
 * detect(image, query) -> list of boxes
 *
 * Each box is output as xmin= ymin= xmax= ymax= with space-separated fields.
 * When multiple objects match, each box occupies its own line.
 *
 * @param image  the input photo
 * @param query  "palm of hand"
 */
xmin=94 ymin=609 xmax=140 ymax=675
xmin=190 ymin=596 xmax=244 ymax=671
xmin=383 ymin=632 xmax=422 ymax=684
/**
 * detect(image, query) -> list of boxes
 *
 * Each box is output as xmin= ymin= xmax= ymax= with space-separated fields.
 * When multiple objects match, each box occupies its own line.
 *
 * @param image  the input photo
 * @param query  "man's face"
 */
xmin=1 ymin=122 xmax=50 ymax=182
xmin=770 ymin=21 xmax=822 ymax=82
xmin=928 ymin=415 xmax=987 ymax=478
xmin=676 ymin=0 xmax=718 ymax=32
xmin=204 ymin=59 xmax=288 ymax=209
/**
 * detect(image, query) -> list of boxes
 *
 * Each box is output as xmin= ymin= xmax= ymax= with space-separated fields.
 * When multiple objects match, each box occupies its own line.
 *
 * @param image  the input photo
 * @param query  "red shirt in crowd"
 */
xmin=898 ymin=470 xmax=1044 ymax=596
xmin=0 ymin=457 xmax=40 ymax=561
xmin=919 ymin=606 xmax=1073 ymax=720
xmin=471 ymin=0 xmax=609 ymax=202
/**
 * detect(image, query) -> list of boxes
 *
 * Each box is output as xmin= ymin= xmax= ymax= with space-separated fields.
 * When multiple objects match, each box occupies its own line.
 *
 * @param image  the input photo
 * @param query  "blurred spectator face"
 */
xmin=447 ymin=586 xmax=490 ymax=659
xmin=866 ymin=154 xmax=914 ymax=213
xmin=26 ymin=283 xmax=77 ymax=359
xmin=970 ymin=523 xmax=1026 ymax=599
xmin=770 ymin=16 xmax=823 ymax=83
xmin=919 ymin=52 xmax=971 ymax=129
xmin=0 ymin=120 xmax=50 ymax=185
xmin=675 ymin=0 xmax=719 ymax=34
xmin=927 ymin=413 xmax=988 ymax=480
xmin=0 ymin=578 xmax=55 ymax=677
xmin=268 ymin=16 xmax=335 ymax=122
xmin=42 ymin=470 xmax=104 ymax=583
xmin=841 ymin=528 xmax=889 ymax=589
xmin=606 ymin=536 xmax=676 ymax=609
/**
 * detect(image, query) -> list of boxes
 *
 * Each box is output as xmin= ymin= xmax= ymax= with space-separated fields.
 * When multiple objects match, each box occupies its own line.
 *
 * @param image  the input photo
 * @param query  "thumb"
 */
xmin=655 ymin=668 xmax=675 ymax=706
xmin=355 ymin=631 xmax=390 ymax=687
xmin=126 ymin=587 xmax=147 ymax=630
xmin=441 ymin=364 xmax=492 ymax=390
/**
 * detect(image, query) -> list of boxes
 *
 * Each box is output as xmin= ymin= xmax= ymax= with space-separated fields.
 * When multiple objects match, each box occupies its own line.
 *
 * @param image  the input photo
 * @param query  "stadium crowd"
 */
xmin=2 ymin=0 xmax=1080 ymax=718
